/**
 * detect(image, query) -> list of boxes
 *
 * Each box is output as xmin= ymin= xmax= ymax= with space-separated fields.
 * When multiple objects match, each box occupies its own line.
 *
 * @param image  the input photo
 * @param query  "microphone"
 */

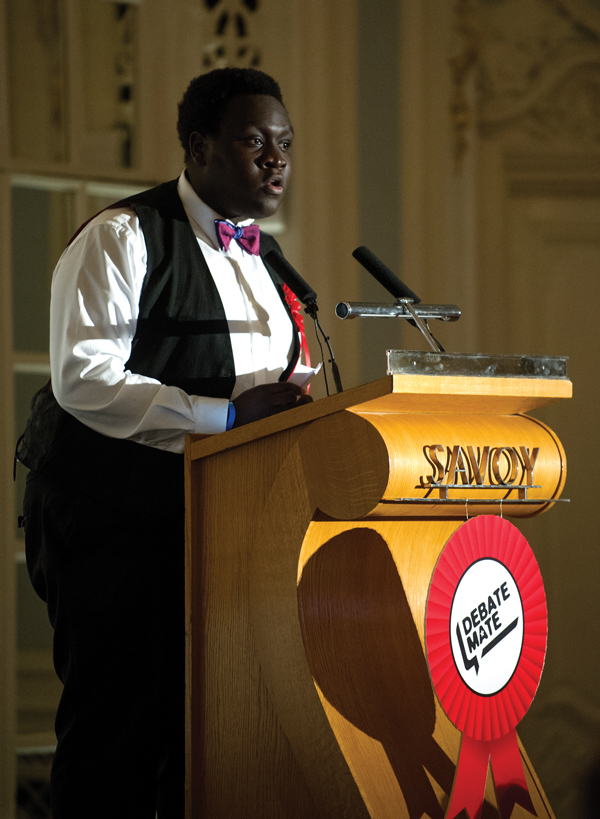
xmin=264 ymin=249 xmax=343 ymax=395
xmin=264 ymin=249 xmax=317 ymax=310
xmin=352 ymin=246 xmax=421 ymax=304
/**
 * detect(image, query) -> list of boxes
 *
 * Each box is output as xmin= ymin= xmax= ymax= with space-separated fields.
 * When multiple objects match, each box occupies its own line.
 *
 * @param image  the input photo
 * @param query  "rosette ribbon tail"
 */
xmin=445 ymin=735 xmax=490 ymax=819
xmin=446 ymin=732 xmax=537 ymax=819
xmin=491 ymin=730 xmax=537 ymax=819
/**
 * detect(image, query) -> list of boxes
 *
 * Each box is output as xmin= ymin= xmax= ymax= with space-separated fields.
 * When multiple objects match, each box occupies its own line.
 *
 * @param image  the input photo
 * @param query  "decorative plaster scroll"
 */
xmin=543 ymin=0 xmax=600 ymax=39
xmin=481 ymin=62 xmax=600 ymax=143
xmin=452 ymin=0 xmax=600 ymax=153
xmin=200 ymin=0 xmax=261 ymax=71
xmin=475 ymin=0 xmax=600 ymax=141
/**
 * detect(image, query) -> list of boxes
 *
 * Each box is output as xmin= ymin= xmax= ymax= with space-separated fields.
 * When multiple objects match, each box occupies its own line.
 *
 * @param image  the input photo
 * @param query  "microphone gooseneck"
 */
xmin=264 ymin=249 xmax=343 ymax=395
xmin=264 ymin=249 xmax=318 ymax=312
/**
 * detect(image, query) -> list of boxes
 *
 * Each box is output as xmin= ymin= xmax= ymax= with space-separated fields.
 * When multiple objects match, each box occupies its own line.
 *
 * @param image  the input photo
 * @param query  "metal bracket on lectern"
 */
xmin=335 ymin=299 xmax=461 ymax=353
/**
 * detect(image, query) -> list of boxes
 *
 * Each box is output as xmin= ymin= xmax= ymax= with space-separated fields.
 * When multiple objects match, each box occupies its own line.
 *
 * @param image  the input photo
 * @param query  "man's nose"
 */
xmin=263 ymin=145 xmax=286 ymax=167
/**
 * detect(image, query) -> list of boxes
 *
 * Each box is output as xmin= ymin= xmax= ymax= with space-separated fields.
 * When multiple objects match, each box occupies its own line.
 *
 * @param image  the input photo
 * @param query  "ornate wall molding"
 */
xmin=483 ymin=61 xmax=600 ymax=143
xmin=199 ymin=0 xmax=261 ymax=71
xmin=25 ymin=0 xmax=67 ymax=161
xmin=81 ymin=2 xmax=138 ymax=168
xmin=544 ymin=0 xmax=600 ymax=39
xmin=452 ymin=0 xmax=600 ymax=152
xmin=451 ymin=0 xmax=481 ymax=166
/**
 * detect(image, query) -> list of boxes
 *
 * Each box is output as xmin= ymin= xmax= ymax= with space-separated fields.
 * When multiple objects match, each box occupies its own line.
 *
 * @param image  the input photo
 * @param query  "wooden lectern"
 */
xmin=184 ymin=352 xmax=571 ymax=819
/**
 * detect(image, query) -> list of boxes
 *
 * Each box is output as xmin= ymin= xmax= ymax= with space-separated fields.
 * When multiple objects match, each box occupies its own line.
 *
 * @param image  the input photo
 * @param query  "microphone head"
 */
xmin=352 ymin=246 xmax=421 ymax=304
xmin=264 ymin=249 xmax=317 ymax=305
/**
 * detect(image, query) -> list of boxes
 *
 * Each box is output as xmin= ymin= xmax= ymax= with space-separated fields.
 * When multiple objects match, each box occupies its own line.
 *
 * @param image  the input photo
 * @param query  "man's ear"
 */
xmin=188 ymin=131 xmax=208 ymax=165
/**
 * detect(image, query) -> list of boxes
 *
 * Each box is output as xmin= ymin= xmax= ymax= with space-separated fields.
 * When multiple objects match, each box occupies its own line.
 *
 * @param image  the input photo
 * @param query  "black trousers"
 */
xmin=23 ymin=470 xmax=185 ymax=818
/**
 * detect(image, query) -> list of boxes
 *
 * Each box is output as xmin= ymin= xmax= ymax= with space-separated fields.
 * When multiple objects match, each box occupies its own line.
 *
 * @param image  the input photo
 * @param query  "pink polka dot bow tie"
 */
xmin=215 ymin=220 xmax=260 ymax=255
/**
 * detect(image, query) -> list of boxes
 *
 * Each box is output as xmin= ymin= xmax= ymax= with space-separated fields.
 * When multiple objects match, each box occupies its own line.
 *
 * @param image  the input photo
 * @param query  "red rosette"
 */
xmin=282 ymin=284 xmax=311 ymax=369
xmin=425 ymin=515 xmax=547 ymax=819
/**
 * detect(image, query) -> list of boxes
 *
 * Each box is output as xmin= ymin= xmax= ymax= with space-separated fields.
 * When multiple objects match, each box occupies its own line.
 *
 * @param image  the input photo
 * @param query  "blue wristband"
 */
xmin=226 ymin=401 xmax=236 ymax=431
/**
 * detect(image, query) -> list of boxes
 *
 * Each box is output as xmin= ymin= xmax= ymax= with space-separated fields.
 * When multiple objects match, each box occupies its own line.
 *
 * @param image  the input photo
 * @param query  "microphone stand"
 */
xmin=398 ymin=299 xmax=445 ymax=353
xmin=335 ymin=299 xmax=462 ymax=353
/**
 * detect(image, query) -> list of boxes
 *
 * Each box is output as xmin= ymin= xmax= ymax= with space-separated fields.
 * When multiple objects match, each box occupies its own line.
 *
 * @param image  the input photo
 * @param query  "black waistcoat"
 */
xmin=18 ymin=179 xmax=300 ymax=516
xmin=124 ymin=178 xmax=299 ymax=395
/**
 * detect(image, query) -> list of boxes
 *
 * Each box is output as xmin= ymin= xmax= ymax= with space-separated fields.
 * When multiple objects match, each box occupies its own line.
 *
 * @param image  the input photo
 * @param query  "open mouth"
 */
xmin=266 ymin=178 xmax=284 ymax=194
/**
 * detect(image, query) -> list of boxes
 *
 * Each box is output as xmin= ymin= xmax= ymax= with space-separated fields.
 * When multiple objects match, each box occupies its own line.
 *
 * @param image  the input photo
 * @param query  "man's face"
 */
xmin=187 ymin=94 xmax=293 ymax=222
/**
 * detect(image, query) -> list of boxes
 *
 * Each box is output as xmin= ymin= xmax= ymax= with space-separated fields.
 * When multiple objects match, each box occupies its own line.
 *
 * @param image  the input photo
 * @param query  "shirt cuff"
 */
xmin=226 ymin=401 xmax=236 ymax=430
xmin=189 ymin=396 xmax=230 ymax=434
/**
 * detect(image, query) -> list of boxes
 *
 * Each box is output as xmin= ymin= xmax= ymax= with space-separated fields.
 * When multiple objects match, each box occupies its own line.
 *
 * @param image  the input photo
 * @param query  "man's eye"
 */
xmin=280 ymin=141 xmax=291 ymax=150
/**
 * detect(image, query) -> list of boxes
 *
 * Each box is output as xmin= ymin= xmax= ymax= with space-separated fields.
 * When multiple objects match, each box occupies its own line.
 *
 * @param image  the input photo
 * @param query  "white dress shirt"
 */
xmin=50 ymin=172 xmax=295 ymax=454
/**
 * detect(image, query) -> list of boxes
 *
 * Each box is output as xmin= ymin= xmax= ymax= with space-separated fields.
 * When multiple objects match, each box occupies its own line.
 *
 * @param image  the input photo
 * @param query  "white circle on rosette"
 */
xmin=449 ymin=558 xmax=524 ymax=696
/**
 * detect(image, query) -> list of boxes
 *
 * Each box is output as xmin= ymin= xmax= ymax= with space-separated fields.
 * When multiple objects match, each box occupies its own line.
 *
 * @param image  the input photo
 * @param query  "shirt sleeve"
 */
xmin=50 ymin=208 xmax=229 ymax=454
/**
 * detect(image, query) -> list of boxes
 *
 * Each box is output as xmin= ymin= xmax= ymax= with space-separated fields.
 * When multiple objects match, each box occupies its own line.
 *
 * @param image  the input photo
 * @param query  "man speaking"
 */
xmin=19 ymin=67 xmax=311 ymax=818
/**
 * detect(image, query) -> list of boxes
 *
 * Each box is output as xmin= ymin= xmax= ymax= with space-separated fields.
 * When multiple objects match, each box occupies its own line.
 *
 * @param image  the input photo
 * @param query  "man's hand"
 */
xmin=232 ymin=382 xmax=313 ymax=428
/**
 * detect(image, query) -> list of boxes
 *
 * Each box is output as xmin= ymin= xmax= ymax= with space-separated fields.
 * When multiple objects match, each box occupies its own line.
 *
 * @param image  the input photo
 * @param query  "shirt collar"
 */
xmin=177 ymin=171 xmax=255 ymax=250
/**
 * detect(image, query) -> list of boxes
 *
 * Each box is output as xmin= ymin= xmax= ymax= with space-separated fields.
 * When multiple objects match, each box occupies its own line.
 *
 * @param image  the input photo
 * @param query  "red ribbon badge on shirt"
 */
xmin=425 ymin=515 xmax=547 ymax=819
xmin=282 ymin=283 xmax=311 ymax=372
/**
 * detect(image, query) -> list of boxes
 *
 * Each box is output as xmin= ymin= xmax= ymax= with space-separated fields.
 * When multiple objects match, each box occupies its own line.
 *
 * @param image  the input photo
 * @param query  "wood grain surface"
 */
xmin=297 ymin=519 xmax=556 ymax=819
xmin=356 ymin=410 xmax=566 ymax=517
xmin=188 ymin=372 xmax=571 ymax=464
xmin=185 ymin=378 xmax=566 ymax=818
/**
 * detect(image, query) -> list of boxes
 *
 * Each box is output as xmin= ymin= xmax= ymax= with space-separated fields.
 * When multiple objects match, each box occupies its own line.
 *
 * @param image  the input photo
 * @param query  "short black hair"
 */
xmin=177 ymin=67 xmax=285 ymax=158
